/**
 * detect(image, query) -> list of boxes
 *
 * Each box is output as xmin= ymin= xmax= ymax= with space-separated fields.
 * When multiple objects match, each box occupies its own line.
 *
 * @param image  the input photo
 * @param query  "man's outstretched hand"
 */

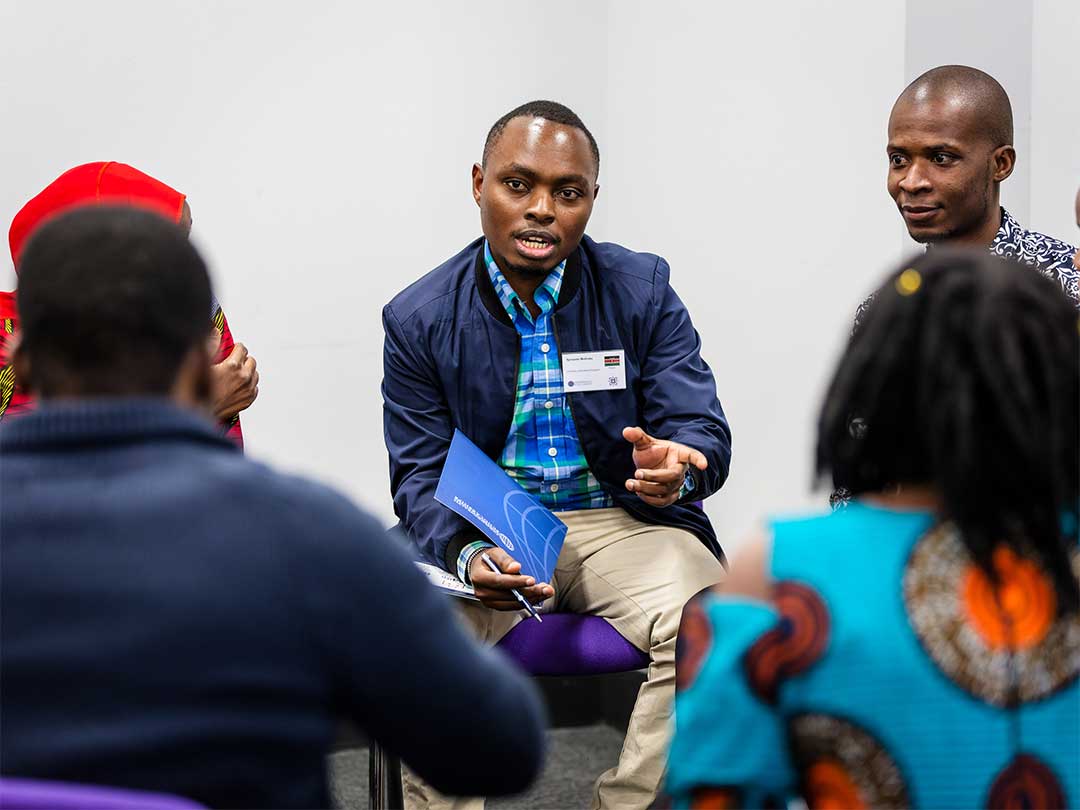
xmin=468 ymin=545 xmax=554 ymax=612
xmin=622 ymin=426 xmax=707 ymax=507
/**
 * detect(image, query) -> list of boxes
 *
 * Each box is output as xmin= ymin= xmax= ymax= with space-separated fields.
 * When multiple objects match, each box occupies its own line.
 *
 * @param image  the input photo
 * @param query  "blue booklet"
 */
xmin=435 ymin=429 xmax=568 ymax=585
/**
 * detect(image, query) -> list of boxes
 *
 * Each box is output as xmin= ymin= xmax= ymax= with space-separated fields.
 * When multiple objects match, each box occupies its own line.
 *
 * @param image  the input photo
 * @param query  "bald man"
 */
xmin=883 ymin=65 xmax=1077 ymax=305
xmin=834 ymin=67 xmax=1079 ymax=507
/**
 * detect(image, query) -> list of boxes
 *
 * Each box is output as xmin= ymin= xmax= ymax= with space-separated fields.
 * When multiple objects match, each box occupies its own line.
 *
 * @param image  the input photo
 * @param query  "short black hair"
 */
xmin=818 ymin=249 xmax=1079 ymax=612
xmin=896 ymin=65 xmax=1014 ymax=146
xmin=16 ymin=206 xmax=212 ymax=397
xmin=483 ymin=100 xmax=600 ymax=176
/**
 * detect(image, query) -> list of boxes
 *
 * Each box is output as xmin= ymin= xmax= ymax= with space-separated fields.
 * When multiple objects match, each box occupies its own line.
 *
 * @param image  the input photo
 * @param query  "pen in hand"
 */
xmin=480 ymin=552 xmax=544 ymax=623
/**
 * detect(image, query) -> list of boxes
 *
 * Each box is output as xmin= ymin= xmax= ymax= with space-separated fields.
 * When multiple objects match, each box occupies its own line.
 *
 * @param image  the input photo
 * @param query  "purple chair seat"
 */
xmin=0 ymin=778 xmax=204 ymax=810
xmin=495 ymin=613 xmax=649 ymax=676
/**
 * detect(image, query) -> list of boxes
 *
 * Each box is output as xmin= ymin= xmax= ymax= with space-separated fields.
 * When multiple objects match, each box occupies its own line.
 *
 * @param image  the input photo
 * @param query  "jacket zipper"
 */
xmin=498 ymin=333 xmax=522 ymax=449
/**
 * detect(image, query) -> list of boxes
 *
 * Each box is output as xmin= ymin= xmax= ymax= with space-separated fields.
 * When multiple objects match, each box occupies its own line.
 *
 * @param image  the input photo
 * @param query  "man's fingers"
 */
xmin=470 ymin=547 xmax=533 ymax=592
xmin=635 ymin=491 xmax=679 ymax=508
xmin=520 ymin=583 xmax=554 ymax=604
xmin=228 ymin=343 xmax=249 ymax=365
xmin=485 ymin=546 xmax=520 ymax=572
xmin=626 ymin=478 xmax=679 ymax=498
xmin=472 ymin=570 xmax=533 ymax=591
xmin=634 ymin=465 xmax=685 ymax=485
xmin=622 ymin=425 xmax=655 ymax=451
xmin=676 ymin=445 xmax=709 ymax=471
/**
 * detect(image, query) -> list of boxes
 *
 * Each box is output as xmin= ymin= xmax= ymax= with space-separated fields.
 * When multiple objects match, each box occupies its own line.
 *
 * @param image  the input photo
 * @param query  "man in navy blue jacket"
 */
xmin=0 ymin=207 xmax=545 ymax=809
xmin=383 ymin=101 xmax=731 ymax=809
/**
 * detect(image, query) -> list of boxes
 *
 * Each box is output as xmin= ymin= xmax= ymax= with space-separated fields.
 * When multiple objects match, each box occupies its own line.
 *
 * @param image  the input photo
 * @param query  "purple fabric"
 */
xmin=495 ymin=614 xmax=649 ymax=676
xmin=0 ymin=778 xmax=204 ymax=810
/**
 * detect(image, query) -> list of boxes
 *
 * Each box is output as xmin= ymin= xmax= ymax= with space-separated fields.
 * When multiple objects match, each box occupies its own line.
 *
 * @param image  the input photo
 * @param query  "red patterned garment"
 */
xmin=2 ymin=162 xmax=243 ymax=447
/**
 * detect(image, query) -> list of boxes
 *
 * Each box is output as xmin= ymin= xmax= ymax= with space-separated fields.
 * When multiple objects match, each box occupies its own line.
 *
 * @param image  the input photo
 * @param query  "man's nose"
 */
xmin=898 ymin=160 xmax=932 ymax=195
xmin=524 ymin=191 xmax=555 ymax=225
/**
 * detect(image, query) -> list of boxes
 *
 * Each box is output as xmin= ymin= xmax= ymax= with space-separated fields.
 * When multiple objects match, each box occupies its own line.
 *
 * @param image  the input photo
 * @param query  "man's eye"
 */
xmin=558 ymin=189 xmax=582 ymax=200
xmin=889 ymin=154 xmax=907 ymax=168
xmin=932 ymin=153 xmax=955 ymax=165
xmin=504 ymin=179 xmax=527 ymax=191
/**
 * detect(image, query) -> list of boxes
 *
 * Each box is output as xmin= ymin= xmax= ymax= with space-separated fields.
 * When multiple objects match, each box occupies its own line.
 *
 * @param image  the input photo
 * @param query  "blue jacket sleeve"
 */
xmin=288 ymin=488 xmax=546 ymax=798
xmin=640 ymin=260 xmax=732 ymax=499
xmin=382 ymin=304 xmax=477 ymax=569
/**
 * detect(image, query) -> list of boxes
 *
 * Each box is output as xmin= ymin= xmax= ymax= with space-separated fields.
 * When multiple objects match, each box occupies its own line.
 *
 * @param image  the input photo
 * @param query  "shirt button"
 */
xmin=550 ymin=484 xmax=559 ymax=493
xmin=540 ymin=343 xmax=550 ymax=353
xmin=544 ymin=400 xmax=554 ymax=410
xmin=547 ymin=447 xmax=558 ymax=457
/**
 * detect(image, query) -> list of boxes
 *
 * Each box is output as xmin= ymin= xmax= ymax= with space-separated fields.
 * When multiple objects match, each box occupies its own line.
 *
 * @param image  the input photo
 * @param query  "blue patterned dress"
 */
xmin=667 ymin=502 xmax=1079 ymax=809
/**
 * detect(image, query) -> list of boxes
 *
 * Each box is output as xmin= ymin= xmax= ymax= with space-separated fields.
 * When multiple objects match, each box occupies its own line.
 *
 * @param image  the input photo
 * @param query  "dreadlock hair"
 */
xmin=817 ymin=249 xmax=1079 ymax=613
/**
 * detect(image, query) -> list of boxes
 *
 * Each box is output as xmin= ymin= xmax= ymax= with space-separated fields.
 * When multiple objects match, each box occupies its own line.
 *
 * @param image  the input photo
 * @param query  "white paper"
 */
xmin=415 ymin=561 xmax=479 ymax=600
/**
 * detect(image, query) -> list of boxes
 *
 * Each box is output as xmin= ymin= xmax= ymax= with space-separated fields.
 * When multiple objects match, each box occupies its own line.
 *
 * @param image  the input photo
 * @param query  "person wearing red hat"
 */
xmin=1 ymin=162 xmax=257 ymax=445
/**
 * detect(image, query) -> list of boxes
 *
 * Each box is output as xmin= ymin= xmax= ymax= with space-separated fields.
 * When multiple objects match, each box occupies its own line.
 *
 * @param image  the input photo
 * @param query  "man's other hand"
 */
xmin=211 ymin=343 xmax=259 ymax=420
xmin=469 ymin=546 xmax=554 ymax=611
xmin=622 ymin=426 xmax=707 ymax=507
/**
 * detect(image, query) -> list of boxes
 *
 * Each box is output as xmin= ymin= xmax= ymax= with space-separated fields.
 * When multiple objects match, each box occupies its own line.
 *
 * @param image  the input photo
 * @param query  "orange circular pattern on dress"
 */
xmin=791 ymin=714 xmax=909 ymax=809
xmin=987 ymin=753 xmax=1066 ymax=809
xmin=804 ymin=760 xmax=866 ymax=810
xmin=961 ymin=546 xmax=1056 ymax=650
xmin=744 ymin=581 xmax=830 ymax=703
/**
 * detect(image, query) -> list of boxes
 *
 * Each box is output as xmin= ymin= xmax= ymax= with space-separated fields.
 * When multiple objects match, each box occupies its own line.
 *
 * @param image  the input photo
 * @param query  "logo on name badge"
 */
xmin=604 ymin=355 xmax=620 ymax=366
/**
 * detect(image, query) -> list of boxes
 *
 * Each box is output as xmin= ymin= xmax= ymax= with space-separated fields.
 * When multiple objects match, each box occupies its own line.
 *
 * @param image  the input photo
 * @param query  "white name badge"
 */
xmin=561 ymin=350 xmax=626 ymax=392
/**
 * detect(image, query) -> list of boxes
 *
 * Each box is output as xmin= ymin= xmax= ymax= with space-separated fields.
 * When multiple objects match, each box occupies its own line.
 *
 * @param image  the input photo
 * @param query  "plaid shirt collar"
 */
xmin=484 ymin=241 xmax=566 ymax=325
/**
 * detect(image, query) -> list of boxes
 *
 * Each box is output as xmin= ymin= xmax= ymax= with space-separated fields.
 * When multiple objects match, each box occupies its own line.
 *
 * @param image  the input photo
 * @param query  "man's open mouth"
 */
xmin=514 ymin=231 xmax=559 ymax=259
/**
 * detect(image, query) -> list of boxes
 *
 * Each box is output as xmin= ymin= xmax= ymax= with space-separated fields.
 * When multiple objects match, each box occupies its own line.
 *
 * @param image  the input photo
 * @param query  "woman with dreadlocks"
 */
xmin=665 ymin=249 xmax=1079 ymax=810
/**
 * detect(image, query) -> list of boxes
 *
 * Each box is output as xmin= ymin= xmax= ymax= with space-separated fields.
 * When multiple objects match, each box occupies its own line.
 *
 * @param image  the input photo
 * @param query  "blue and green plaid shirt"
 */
xmin=458 ymin=243 xmax=613 ymax=582
xmin=486 ymin=241 xmax=612 ymax=511
xmin=458 ymin=244 xmax=614 ymax=581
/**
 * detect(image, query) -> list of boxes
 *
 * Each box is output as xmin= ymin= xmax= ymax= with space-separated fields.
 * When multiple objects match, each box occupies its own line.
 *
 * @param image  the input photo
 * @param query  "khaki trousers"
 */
xmin=403 ymin=507 xmax=725 ymax=810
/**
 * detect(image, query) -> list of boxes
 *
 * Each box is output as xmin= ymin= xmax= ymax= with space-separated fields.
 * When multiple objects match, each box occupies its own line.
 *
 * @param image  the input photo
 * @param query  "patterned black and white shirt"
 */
xmin=853 ymin=208 xmax=1080 ymax=330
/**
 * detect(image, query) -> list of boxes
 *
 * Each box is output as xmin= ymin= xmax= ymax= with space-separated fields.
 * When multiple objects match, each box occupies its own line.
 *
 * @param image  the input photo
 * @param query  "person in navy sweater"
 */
xmin=0 ymin=206 xmax=545 ymax=809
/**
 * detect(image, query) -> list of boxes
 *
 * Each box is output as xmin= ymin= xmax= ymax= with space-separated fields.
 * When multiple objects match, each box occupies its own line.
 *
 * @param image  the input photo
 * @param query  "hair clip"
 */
xmin=896 ymin=268 xmax=922 ymax=296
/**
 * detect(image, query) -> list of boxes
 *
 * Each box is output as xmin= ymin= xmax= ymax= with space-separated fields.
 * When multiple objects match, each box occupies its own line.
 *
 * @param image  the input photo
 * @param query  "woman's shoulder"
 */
xmin=718 ymin=502 xmax=936 ymax=606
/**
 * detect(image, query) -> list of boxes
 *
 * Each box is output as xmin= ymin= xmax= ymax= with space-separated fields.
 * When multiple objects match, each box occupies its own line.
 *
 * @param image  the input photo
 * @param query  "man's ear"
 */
xmin=992 ymin=145 xmax=1016 ymax=183
xmin=472 ymin=163 xmax=484 ymax=207
xmin=171 ymin=342 xmax=214 ymax=409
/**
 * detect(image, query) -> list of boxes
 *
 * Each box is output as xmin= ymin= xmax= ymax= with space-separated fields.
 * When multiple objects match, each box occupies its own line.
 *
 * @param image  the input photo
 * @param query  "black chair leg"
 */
xmin=368 ymin=739 xmax=403 ymax=810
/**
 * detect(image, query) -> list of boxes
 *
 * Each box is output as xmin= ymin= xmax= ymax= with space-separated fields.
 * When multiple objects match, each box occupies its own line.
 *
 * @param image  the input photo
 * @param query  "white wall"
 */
xmin=0 ymin=0 xmax=609 ymax=520
xmin=1 ymin=1 xmax=1070 ymax=557
xmin=904 ymin=0 xmax=1079 ymax=249
xmin=904 ymin=0 xmax=1033 ymax=228
xmin=599 ymin=1 xmax=907 ymax=549
xmin=1030 ymin=0 xmax=1080 ymax=244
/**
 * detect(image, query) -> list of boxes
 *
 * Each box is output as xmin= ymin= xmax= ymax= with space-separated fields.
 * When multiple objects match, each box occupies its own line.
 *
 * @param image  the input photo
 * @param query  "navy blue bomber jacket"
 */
xmin=383 ymin=236 xmax=732 ymax=571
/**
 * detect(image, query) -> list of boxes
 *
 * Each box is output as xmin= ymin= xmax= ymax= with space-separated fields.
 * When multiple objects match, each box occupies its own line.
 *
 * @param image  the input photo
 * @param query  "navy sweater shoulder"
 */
xmin=0 ymin=401 xmax=544 ymax=808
